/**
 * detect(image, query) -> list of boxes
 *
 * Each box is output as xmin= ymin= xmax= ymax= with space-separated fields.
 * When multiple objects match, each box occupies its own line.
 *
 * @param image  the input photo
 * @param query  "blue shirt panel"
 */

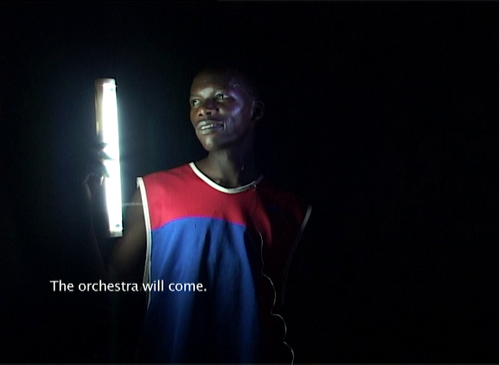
xmin=137 ymin=216 xmax=263 ymax=363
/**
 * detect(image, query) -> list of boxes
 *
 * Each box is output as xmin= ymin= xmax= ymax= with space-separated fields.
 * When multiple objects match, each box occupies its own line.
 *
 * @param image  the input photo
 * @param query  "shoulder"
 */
xmin=258 ymin=178 xmax=308 ymax=208
xmin=258 ymin=179 xmax=311 ymax=227
xmin=142 ymin=163 xmax=193 ymax=181
xmin=137 ymin=163 xmax=203 ymax=209
xmin=139 ymin=163 xmax=196 ymax=189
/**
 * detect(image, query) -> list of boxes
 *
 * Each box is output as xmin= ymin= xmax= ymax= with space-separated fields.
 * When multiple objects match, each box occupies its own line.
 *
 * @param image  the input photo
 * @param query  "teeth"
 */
xmin=200 ymin=123 xmax=221 ymax=130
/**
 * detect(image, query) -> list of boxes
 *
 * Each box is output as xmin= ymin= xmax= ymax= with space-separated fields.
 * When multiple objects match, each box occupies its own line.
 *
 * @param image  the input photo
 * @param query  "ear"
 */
xmin=251 ymin=101 xmax=265 ymax=121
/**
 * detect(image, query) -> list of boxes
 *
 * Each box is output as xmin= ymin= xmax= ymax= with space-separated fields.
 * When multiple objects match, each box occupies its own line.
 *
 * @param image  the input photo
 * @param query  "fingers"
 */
xmin=84 ymin=172 xmax=104 ymax=186
xmin=91 ymin=147 xmax=113 ymax=162
xmin=83 ymin=172 xmax=104 ymax=201
xmin=80 ymin=140 xmax=114 ymax=208
xmin=92 ymin=160 xmax=110 ymax=178
xmin=83 ymin=142 xmax=109 ymax=193
xmin=89 ymin=142 xmax=111 ymax=178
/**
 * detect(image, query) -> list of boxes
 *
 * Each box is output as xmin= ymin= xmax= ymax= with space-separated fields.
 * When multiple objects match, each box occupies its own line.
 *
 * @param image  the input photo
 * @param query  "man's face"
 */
xmin=189 ymin=71 xmax=256 ymax=152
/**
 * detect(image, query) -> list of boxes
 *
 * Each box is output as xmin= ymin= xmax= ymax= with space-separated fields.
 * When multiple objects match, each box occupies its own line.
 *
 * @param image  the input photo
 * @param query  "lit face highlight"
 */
xmin=189 ymin=72 xmax=256 ymax=152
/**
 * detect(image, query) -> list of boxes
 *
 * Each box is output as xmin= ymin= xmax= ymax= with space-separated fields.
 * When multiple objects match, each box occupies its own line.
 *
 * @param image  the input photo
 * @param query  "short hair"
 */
xmin=194 ymin=65 xmax=262 ymax=101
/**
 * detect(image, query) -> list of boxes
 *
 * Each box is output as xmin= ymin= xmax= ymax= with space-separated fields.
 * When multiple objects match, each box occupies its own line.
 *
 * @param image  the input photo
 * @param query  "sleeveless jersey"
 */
xmin=134 ymin=162 xmax=311 ymax=363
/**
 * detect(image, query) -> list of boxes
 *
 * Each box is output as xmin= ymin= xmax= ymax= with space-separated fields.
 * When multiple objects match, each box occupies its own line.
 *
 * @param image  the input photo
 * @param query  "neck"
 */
xmin=196 ymin=144 xmax=259 ymax=188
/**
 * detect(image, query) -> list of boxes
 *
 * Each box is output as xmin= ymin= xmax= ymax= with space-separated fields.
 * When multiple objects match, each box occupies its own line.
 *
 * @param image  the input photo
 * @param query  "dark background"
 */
xmin=1 ymin=1 xmax=498 ymax=363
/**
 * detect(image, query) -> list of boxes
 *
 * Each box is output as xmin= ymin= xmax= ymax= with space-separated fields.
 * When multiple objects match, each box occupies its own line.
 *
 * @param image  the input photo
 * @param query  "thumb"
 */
xmin=82 ymin=173 xmax=104 ymax=204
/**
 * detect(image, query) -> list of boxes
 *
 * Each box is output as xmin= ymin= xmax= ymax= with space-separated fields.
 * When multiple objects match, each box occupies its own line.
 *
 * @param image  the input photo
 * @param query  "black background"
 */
xmin=1 ymin=1 xmax=498 ymax=363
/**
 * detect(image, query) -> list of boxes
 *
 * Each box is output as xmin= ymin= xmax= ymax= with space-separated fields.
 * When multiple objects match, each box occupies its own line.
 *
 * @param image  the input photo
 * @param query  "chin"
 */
xmin=201 ymin=144 xmax=225 ymax=153
xmin=198 ymin=136 xmax=227 ymax=152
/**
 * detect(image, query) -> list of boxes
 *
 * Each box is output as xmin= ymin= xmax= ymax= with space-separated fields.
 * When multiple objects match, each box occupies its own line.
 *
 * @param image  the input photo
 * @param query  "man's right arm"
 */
xmin=107 ymin=188 xmax=147 ymax=362
xmin=108 ymin=188 xmax=146 ymax=285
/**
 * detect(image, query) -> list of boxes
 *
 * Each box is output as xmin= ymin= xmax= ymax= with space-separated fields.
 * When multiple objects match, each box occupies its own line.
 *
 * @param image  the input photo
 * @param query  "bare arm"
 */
xmin=107 ymin=188 xmax=148 ymax=362
xmin=81 ymin=145 xmax=147 ymax=360
xmin=108 ymin=188 xmax=146 ymax=284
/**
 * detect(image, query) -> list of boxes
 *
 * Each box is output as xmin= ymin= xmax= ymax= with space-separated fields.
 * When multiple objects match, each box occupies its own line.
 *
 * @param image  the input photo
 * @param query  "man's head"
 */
xmin=189 ymin=67 xmax=264 ymax=152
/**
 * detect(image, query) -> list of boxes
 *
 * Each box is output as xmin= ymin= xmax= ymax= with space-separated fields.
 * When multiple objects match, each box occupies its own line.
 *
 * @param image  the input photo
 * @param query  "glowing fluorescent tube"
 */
xmin=94 ymin=78 xmax=123 ymax=237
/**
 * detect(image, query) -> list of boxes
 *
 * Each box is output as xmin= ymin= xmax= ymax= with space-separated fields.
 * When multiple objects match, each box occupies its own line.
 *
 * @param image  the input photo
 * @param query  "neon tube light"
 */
xmin=94 ymin=78 xmax=123 ymax=237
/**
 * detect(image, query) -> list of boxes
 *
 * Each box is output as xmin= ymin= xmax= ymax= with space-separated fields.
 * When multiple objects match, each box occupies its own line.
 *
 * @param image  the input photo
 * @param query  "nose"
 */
xmin=197 ymin=99 xmax=218 ymax=117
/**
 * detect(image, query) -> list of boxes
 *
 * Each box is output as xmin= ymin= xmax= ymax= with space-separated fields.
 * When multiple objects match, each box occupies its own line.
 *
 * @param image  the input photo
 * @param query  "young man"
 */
xmin=104 ymin=67 xmax=311 ymax=363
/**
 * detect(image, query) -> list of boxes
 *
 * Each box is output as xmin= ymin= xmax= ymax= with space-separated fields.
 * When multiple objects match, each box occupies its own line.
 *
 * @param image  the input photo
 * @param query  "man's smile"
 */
xmin=197 ymin=120 xmax=225 ymax=134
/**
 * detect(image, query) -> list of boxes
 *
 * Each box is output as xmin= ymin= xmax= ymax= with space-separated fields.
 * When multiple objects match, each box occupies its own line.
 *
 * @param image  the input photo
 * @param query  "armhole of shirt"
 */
xmin=280 ymin=204 xmax=313 ymax=306
xmin=137 ymin=177 xmax=153 ymax=308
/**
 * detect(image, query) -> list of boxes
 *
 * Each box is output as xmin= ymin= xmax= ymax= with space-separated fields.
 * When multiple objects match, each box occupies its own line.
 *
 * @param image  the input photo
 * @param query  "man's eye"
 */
xmin=191 ymin=99 xmax=200 ymax=106
xmin=215 ymin=94 xmax=225 ymax=100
